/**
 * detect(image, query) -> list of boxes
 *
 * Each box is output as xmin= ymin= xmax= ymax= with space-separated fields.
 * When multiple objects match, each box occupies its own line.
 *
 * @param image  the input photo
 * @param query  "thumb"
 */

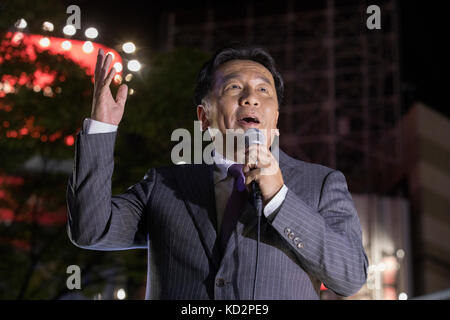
xmin=115 ymin=84 xmax=128 ymax=107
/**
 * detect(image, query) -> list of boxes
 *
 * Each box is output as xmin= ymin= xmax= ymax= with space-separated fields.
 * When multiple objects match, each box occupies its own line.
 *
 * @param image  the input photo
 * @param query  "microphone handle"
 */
xmin=251 ymin=180 xmax=262 ymax=300
xmin=251 ymin=181 xmax=263 ymax=217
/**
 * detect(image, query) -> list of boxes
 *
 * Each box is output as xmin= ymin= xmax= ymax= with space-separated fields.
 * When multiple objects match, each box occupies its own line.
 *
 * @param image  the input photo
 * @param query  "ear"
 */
xmin=197 ymin=105 xmax=209 ymax=131
xmin=275 ymin=109 xmax=279 ymax=134
xmin=270 ymin=110 xmax=280 ymax=146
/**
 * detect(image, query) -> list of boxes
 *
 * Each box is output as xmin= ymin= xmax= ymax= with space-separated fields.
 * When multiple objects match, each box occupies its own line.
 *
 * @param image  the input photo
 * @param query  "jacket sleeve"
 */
xmin=66 ymin=129 xmax=155 ymax=251
xmin=269 ymin=170 xmax=369 ymax=297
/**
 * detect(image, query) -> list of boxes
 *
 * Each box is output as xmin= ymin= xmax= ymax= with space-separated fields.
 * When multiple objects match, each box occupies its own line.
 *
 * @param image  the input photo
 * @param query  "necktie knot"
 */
xmin=228 ymin=164 xmax=246 ymax=192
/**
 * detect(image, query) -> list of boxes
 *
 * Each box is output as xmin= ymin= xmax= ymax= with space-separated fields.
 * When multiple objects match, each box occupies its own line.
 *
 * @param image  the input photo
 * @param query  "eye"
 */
xmin=258 ymin=87 xmax=269 ymax=93
xmin=227 ymin=84 xmax=241 ymax=90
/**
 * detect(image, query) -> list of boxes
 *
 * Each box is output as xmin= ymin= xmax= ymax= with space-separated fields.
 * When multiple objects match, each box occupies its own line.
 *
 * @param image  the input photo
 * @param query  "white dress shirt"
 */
xmin=83 ymin=118 xmax=288 ymax=233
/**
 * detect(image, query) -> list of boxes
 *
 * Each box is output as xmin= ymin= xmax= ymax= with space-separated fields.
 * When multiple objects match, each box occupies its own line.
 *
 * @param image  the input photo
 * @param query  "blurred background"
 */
xmin=0 ymin=0 xmax=448 ymax=300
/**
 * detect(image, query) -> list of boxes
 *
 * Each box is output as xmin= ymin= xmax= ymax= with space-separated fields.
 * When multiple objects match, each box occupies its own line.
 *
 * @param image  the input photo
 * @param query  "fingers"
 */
xmin=98 ymin=52 xmax=113 ymax=87
xmin=115 ymin=84 xmax=128 ymax=107
xmin=243 ymin=145 xmax=279 ymax=177
xmin=94 ymin=48 xmax=104 ymax=84
xmin=104 ymin=66 xmax=116 ymax=87
xmin=244 ymin=168 xmax=262 ymax=185
xmin=243 ymin=145 xmax=271 ymax=171
xmin=103 ymin=52 xmax=113 ymax=72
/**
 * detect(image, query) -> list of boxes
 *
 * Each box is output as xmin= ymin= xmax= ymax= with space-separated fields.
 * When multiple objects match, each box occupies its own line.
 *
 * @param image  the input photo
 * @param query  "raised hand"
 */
xmin=91 ymin=48 xmax=128 ymax=125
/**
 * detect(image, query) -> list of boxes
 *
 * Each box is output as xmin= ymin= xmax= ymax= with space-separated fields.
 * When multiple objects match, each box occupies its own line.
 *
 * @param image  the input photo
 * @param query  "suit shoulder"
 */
xmin=279 ymin=150 xmax=341 ymax=208
xmin=280 ymin=150 xmax=336 ymax=179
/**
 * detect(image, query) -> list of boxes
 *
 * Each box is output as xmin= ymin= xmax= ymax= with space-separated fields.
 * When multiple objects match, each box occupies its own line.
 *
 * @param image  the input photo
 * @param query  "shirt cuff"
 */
xmin=264 ymin=184 xmax=288 ymax=220
xmin=83 ymin=118 xmax=118 ymax=134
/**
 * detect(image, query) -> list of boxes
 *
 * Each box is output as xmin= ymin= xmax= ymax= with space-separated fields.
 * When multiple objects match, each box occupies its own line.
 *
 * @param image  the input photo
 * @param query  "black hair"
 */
xmin=194 ymin=43 xmax=284 ymax=107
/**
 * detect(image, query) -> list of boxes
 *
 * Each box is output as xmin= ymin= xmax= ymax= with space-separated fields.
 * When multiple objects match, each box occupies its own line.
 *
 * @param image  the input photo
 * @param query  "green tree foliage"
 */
xmin=114 ymin=48 xmax=209 ymax=189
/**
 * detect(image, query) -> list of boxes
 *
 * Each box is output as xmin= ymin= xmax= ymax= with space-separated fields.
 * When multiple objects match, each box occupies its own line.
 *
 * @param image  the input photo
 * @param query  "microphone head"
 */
xmin=244 ymin=128 xmax=266 ymax=148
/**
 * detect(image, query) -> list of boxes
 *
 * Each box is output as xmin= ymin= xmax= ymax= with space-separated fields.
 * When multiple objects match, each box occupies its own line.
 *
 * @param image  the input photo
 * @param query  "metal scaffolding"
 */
xmin=165 ymin=0 xmax=403 ymax=194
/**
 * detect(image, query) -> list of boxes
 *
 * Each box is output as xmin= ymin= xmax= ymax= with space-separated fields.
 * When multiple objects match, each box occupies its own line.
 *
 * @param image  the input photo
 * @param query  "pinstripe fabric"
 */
xmin=66 ymin=130 xmax=368 ymax=299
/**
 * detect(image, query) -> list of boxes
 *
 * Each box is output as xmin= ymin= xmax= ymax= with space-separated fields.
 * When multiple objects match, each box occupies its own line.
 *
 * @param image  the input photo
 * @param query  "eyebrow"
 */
xmin=218 ymin=72 xmax=273 ymax=87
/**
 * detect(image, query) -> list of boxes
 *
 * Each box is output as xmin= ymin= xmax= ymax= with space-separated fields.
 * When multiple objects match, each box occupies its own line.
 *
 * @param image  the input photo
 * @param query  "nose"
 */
xmin=239 ymin=88 xmax=260 ymax=107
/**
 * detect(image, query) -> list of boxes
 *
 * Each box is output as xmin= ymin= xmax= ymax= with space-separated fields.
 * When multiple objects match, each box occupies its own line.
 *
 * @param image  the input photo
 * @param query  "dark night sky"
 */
xmin=397 ymin=1 xmax=448 ymax=118
xmin=65 ymin=0 xmax=449 ymax=118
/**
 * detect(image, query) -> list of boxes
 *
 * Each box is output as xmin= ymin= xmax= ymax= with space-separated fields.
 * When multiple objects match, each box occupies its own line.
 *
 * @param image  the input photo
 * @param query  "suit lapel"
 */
xmin=221 ymin=149 xmax=300 ymax=260
xmin=173 ymin=164 xmax=221 ymax=269
xmin=172 ymin=149 xmax=300 ymax=266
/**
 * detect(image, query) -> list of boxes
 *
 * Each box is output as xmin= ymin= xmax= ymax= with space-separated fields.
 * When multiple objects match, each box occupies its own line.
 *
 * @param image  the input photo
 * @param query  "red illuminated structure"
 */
xmin=0 ymin=31 xmax=123 ymax=145
xmin=0 ymin=32 xmax=123 ymax=232
xmin=1 ymin=31 xmax=123 ymax=89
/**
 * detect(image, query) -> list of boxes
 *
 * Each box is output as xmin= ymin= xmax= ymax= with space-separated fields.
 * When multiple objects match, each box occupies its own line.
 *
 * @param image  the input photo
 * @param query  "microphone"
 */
xmin=243 ymin=128 xmax=265 ymax=301
xmin=244 ymin=128 xmax=265 ymax=213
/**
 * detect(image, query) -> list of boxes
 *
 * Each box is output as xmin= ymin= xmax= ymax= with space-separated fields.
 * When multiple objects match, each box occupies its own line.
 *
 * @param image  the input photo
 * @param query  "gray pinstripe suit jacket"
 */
xmin=66 ymin=129 xmax=368 ymax=300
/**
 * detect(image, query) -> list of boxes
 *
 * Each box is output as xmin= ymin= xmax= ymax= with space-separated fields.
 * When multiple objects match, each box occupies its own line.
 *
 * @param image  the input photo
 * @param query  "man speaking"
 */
xmin=66 ymin=44 xmax=368 ymax=300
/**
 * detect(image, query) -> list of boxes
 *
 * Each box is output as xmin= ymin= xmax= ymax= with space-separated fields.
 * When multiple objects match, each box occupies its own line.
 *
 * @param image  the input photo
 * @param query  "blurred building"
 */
xmin=385 ymin=103 xmax=450 ymax=296
xmin=159 ymin=0 xmax=403 ymax=195
xmin=321 ymin=102 xmax=450 ymax=300
xmin=321 ymin=193 xmax=412 ymax=300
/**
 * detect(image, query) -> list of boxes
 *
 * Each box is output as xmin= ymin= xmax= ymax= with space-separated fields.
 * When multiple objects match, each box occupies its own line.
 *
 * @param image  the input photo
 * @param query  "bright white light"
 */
xmin=113 ymin=62 xmax=123 ymax=73
xmin=127 ymin=60 xmax=141 ymax=72
xmin=106 ymin=52 xmax=115 ymax=60
xmin=114 ymin=74 xmax=122 ymax=84
xmin=396 ymin=249 xmax=405 ymax=259
xmin=398 ymin=292 xmax=408 ymax=300
xmin=15 ymin=18 xmax=27 ymax=29
xmin=63 ymin=24 xmax=76 ymax=36
xmin=42 ymin=21 xmax=54 ymax=32
xmin=122 ymin=42 xmax=136 ymax=54
xmin=61 ymin=40 xmax=72 ymax=50
xmin=12 ymin=32 xmax=24 ymax=43
xmin=3 ymin=82 xmax=12 ymax=94
xmin=85 ymin=27 xmax=98 ymax=39
xmin=39 ymin=37 xmax=50 ymax=48
xmin=116 ymin=288 xmax=126 ymax=300
xmin=82 ymin=41 xmax=94 ymax=54
xmin=377 ymin=263 xmax=386 ymax=272
xmin=384 ymin=256 xmax=399 ymax=271
xmin=125 ymin=73 xmax=133 ymax=82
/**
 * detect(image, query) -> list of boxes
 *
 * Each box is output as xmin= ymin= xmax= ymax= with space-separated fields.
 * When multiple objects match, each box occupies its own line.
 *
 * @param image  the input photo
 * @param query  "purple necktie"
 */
xmin=220 ymin=163 xmax=248 ymax=253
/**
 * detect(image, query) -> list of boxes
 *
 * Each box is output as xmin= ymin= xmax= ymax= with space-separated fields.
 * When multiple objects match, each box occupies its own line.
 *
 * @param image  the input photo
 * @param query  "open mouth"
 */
xmin=238 ymin=116 xmax=260 ymax=124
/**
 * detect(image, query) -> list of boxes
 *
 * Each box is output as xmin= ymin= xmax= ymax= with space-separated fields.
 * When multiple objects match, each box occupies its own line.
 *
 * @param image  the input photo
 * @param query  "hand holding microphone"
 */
xmin=243 ymin=128 xmax=284 ymax=206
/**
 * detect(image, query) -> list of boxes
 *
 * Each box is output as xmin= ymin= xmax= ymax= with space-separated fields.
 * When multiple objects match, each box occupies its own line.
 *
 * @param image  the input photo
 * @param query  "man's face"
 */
xmin=197 ymin=59 xmax=279 ymax=150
